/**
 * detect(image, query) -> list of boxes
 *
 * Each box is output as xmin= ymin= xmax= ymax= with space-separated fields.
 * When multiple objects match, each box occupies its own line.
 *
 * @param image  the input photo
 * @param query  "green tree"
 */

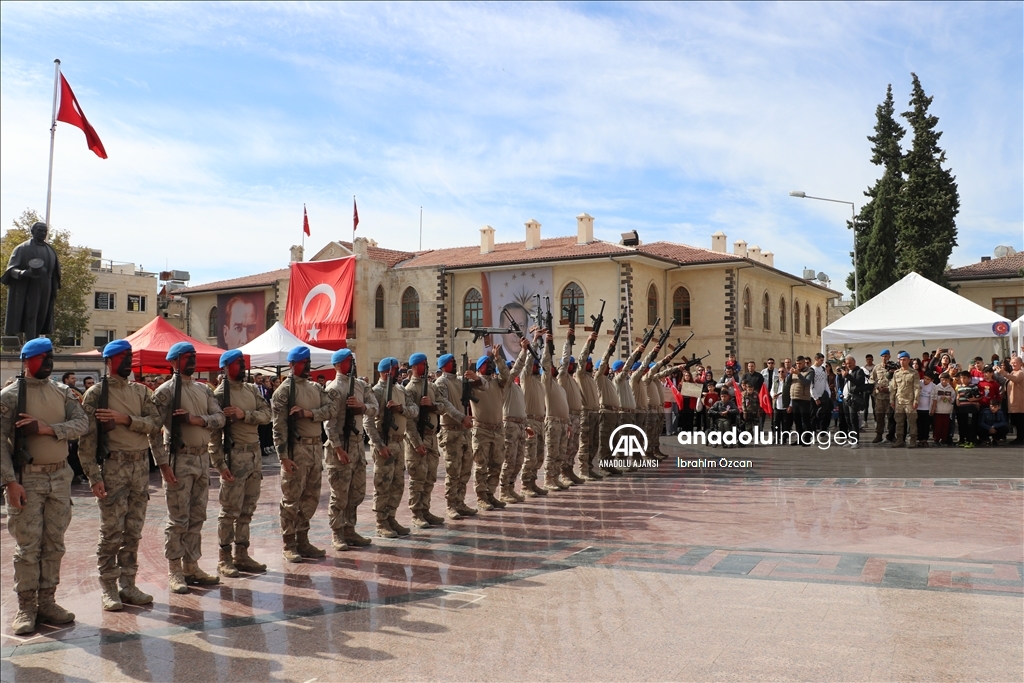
xmin=895 ymin=73 xmax=960 ymax=285
xmin=848 ymin=84 xmax=904 ymax=305
xmin=0 ymin=209 xmax=96 ymax=350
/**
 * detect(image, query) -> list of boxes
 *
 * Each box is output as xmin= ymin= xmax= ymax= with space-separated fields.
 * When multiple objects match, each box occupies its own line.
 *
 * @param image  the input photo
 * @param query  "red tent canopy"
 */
xmin=76 ymin=317 xmax=241 ymax=374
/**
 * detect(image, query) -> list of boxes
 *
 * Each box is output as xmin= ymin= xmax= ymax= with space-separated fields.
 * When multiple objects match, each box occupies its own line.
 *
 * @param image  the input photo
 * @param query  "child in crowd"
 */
xmin=742 ymin=382 xmax=759 ymax=440
xmin=955 ymin=370 xmax=981 ymax=448
xmin=708 ymin=387 xmax=739 ymax=447
xmin=978 ymin=401 xmax=1010 ymax=446
xmin=917 ymin=373 xmax=936 ymax=446
xmin=701 ymin=382 xmax=719 ymax=433
xmin=977 ymin=365 xmax=1001 ymax=410
xmin=969 ymin=357 xmax=985 ymax=384
xmin=931 ymin=373 xmax=955 ymax=446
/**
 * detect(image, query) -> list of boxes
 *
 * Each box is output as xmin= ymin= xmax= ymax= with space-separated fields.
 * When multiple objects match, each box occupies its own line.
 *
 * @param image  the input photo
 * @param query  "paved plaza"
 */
xmin=1 ymin=437 xmax=1022 ymax=682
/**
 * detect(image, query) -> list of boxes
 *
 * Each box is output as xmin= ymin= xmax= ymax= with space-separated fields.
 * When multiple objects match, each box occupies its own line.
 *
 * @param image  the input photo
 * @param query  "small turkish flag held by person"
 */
xmin=353 ymin=197 xmax=359 ymax=232
xmin=759 ymin=383 xmax=773 ymax=415
xmin=56 ymin=74 xmax=107 ymax=159
xmin=303 ymin=205 xmax=310 ymax=236
xmin=284 ymin=257 xmax=356 ymax=350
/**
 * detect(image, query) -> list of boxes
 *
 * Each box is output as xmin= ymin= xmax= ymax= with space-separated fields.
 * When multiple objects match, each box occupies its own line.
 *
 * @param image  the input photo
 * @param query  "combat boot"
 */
xmin=487 ymin=492 xmax=506 ymax=509
xmin=118 ymin=578 xmax=153 ymax=606
xmin=457 ymin=503 xmax=479 ymax=516
xmin=343 ymin=526 xmax=373 ymax=547
xmin=604 ymin=466 xmax=623 ymax=476
xmin=282 ymin=535 xmax=304 ymax=563
xmin=446 ymin=506 xmax=464 ymax=520
xmin=543 ymin=476 xmax=565 ymax=492
xmin=296 ymin=531 xmax=327 ymax=558
xmin=477 ymin=496 xmax=495 ymax=511
xmin=498 ymin=487 xmax=518 ymax=505
xmin=232 ymin=545 xmax=267 ymax=572
xmin=183 ymin=562 xmax=220 ymax=586
xmin=509 ymin=487 xmax=526 ymax=502
xmin=100 ymin=580 xmax=123 ymax=612
xmin=423 ymin=510 xmax=446 ymax=526
xmin=11 ymin=590 xmax=37 ymax=635
xmin=168 ymin=559 xmax=189 ymax=593
xmin=376 ymin=514 xmax=398 ymax=539
xmin=563 ymin=467 xmax=585 ymax=485
xmin=332 ymin=529 xmax=349 ymax=551
xmin=410 ymin=514 xmax=431 ymax=529
xmin=36 ymin=588 xmax=75 ymax=625
xmin=388 ymin=516 xmax=411 ymax=536
xmin=526 ymin=480 xmax=548 ymax=496
xmin=582 ymin=468 xmax=604 ymax=481
xmin=217 ymin=546 xmax=240 ymax=578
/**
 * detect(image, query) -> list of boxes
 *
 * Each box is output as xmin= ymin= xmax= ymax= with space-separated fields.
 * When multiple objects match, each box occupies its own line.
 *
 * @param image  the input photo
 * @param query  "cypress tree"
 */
xmin=895 ymin=73 xmax=960 ymax=285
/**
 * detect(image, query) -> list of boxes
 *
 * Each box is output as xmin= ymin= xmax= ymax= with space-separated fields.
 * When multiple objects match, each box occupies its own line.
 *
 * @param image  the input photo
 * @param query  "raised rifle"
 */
xmin=590 ymin=299 xmax=607 ymax=337
xmin=609 ymin=306 xmax=628 ymax=350
xmin=639 ymin=317 xmax=661 ymax=349
xmin=655 ymin=319 xmax=676 ymax=350
xmin=531 ymin=295 xmax=544 ymax=334
xmin=663 ymin=331 xmax=697 ymax=364
xmin=96 ymin=368 xmax=112 ymax=476
xmin=169 ymin=371 xmax=183 ymax=473
xmin=684 ymin=350 xmax=713 ymax=370
xmin=380 ymin=370 xmax=399 ymax=446
xmin=12 ymin=374 xmax=32 ymax=484
xmin=501 ymin=309 xmax=540 ymax=363
xmin=454 ymin=326 xmax=512 ymax=344
xmin=543 ymin=296 xmax=554 ymax=359
xmin=222 ymin=374 xmax=235 ymax=471
xmin=341 ymin=362 xmax=357 ymax=453
xmin=286 ymin=374 xmax=297 ymax=460
xmin=416 ymin=369 xmax=431 ymax=438
xmin=460 ymin=342 xmax=480 ymax=416
xmin=563 ymin=300 xmax=578 ymax=357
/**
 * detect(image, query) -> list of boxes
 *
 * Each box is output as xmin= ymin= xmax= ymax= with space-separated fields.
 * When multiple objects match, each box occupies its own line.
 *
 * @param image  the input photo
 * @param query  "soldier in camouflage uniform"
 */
xmin=272 ymin=346 xmax=336 ymax=563
xmin=406 ymin=352 xmax=458 ymax=528
xmin=498 ymin=342 xmax=532 ymax=504
xmin=150 ymin=342 xmax=225 ymax=592
xmin=79 ymin=339 xmax=161 ymax=611
xmin=434 ymin=353 xmax=475 ymax=519
xmin=575 ymin=332 xmax=603 ymax=480
xmin=210 ymin=349 xmax=272 ymax=577
xmin=323 ymin=348 xmax=376 ymax=551
xmin=1 ymin=338 xmax=89 ymax=634
xmin=472 ymin=345 xmax=514 ymax=510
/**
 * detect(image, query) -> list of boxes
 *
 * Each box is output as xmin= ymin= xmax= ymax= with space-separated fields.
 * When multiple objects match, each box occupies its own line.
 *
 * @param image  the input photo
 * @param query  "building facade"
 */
xmin=64 ymin=251 xmax=158 ymax=350
xmin=947 ymin=249 xmax=1024 ymax=322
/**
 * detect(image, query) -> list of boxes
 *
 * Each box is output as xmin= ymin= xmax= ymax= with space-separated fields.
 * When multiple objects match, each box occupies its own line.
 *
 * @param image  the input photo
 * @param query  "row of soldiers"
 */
xmin=1 ymin=315 xmax=695 ymax=635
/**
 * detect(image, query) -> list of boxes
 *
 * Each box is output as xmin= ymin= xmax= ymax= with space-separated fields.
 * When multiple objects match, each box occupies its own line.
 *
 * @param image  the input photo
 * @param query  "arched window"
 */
xmin=647 ymin=284 xmax=658 ymax=326
xmin=805 ymin=303 xmax=811 ymax=336
xmin=762 ymin=292 xmax=771 ymax=331
xmin=266 ymin=301 xmax=277 ymax=327
xmin=673 ymin=287 xmax=691 ymax=326
xmin=208 ymin=306 xmax=218 ymax=338
xmin=560 ymin=283 xmax=584 ymax=324
xmin=463 ymin=288 xmax=483 ymax=327
xmin=742 ymin=287 xmax=751 ymax=328
xmin=779 ymin=297 xmax=786 ymax=333
xmin=401 ymin=287 xmax=419 ymax=328
xmin=374 ymin=285 xmax=385 ymax=329
xmin=794 ymin=299 xmax=800 ymax=335
xmin=816 ymin=306 xmax=822 ymax=337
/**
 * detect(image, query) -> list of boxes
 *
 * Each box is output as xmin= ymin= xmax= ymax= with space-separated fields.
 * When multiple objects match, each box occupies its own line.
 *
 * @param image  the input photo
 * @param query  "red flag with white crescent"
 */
xmin=284 ymin=257 xmax=355 ymax=350
xmin=759 ymin=383 xmax=773 ymax=415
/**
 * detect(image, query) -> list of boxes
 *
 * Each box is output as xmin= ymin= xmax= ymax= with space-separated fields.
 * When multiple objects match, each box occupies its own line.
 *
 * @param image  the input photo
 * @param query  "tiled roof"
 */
xmin=637 ymin=242 xmax=741 ymax=265
xmin=178 ymin=268 xmax=289 ymax=294
xmin=337 ymin=242 xmax=417 ymax=269
xmin=392 ymin=237 xmax=637 ymax=269
xmin=946 ymin=252 xmax=1024 ymax=280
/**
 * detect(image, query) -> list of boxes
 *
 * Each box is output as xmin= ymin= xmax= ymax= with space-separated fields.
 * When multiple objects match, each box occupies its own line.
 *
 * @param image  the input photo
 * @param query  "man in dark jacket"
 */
xmin=840 ymin=356 xmax=868 ymax=447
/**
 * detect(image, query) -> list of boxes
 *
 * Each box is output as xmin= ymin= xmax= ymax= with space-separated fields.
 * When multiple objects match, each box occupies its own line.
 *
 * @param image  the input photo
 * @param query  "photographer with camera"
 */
xmin=870 ymin=350 xmax=896 ymax=443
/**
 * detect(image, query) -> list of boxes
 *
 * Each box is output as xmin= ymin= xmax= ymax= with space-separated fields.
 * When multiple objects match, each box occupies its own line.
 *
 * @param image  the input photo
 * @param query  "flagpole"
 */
xmin=302 ymin=203 xmax=305 ymax=251
xmin=419 ymin=206 xmax=423 ymax=251
xmin=45 ymin=59 xmax=61 ymax=227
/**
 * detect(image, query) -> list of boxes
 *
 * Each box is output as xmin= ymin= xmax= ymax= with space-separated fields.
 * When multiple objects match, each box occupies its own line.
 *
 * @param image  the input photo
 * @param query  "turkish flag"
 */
xmin=284 ymin=257 xmax=355 ymax=350
xmin=56 ymin=74 xmax=107 ymax=159
xmin=667 ymin=381 xmax=685 ymax=410
xmin=758 ymin=383 xmax=773 ymax=415
xmin=353 ymin=197 xmax=359 ymax=232
xmin=303 ymin=205 xmax=310 ymax=236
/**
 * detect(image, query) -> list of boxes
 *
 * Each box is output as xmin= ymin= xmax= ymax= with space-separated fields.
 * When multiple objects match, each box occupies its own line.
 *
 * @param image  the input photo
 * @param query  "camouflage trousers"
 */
xmin=164 ymin=452 xmax=210 ymax=562
xmin=598 ymin=410 xmax=621 ymax=460
xmin=894 ymin=402 xmax=918 ymax=444
xmin=543 ymin=417 xmax=568 ymax=483
xmin=874 ymin=395 xmax=892 ymax=438
xmin=578 ymin=410 xmax=600 ymax=474
xmin=439 ymin=428 xmax=472 ymax=509
xmin=97 ymin=456 xmax=150 ymax=583
xmin=327 ymin=451 xmax=367 ymax=530
xmin=499 ymin=420 xmax=527 ymax=490
xmin=565 ymin=412 xmax=581 ymax=470
xmin=522 ymin=417 xmax=546 ymax=484
xmin=372 ymin=443 xmax=406 ymax=518
xmin=5 ymin=465 xmax=72 ymax=593
xmin=218 ymin=445 xmax=262 ymax=548
xmin=279 ymin=444 xmax=322 ymax=537
xmin=407 ymin=429 xmax=440 ymax=514
xmin=472 ymin=422 xmax=504 ymax=497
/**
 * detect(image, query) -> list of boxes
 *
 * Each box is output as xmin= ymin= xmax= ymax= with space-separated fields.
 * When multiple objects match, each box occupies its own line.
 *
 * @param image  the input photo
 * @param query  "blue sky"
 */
xmin=1 ymin=2 xmax=1021 ymax=293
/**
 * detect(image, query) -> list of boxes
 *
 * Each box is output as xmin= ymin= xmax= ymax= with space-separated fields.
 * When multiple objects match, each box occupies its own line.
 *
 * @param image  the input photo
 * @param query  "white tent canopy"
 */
xmin=822 ymin=272 xmax=1012 ymax=361
xmin=237 ymin=322 xmax=337 ymax=368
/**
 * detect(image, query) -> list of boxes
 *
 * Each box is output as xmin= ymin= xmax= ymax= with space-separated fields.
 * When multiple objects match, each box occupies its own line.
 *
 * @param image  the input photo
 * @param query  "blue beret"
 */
xmin=378 ymin=357 xmax=397 ymax=373
xmin=631 ymin=362 xmax=641 ymax=372
xmin=568 ymin=356 xmax=576 ymax=365
xmin=476 ymin=356 xmax=490 ymax=371
xmin=102 ymin=339 xmax=132 ymax=358
xmin=438 ymin=354 xmax=455 ymax=369
xmin=287 ymin=346 xmax=311 ymax=362
xmin=506 ymin=360 xmax=514 ymax=367
xmin=595 ymin=359 xmax=602 ymax=369
xmin=649 ymin=362 xmax=657 ymax=369
xmin=332 ymin=348 xmax=353 ymax=365
xmin=409 ymin=352 xmax=428 ymax=367
xmin=880 ymin=349 xmax=891 ymax=356
xmin=219 ymin=349 xmax=243 ymax=367
xmin=166 ymin=342 xmax=195 ymax=361
xmin=897 ymin=350 xmax=910 ymax=359
xmin=21 ymin=337 xmax=53 ymax=359
xmin=611 ymin=360 xmax=625 ymax=372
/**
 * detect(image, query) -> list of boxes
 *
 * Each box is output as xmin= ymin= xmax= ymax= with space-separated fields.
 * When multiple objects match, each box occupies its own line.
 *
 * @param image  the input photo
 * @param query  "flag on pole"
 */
xmin=353 ymin=197 xmax=359 ymax=232
xmin=303 ymin=205 xmax=310 ymax=236
xmin=56 ymin=74 xmax=107 ymax=159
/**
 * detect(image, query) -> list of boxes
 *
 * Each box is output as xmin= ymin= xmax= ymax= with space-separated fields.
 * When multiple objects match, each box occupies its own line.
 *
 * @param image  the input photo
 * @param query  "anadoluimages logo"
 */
xmin=601 ymin=423 xmax=659 ymax=469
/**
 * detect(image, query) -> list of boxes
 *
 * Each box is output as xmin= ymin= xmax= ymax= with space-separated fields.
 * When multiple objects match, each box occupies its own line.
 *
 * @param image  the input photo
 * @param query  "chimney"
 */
xmin=352 ymin=237 xmax=369 ymax=258
xmin=290 ymin=245 xmax=304 ymax=262
xmin=576 ymin=213 xmax=594 ymax=245
xmin=763 ymin=251 xmax=775 ymax=267
xmin=748 ymin=245 xmax=761 ymax=262
xmin=480 ymin=225 xmax=495 ymax=254
xmin=525 ymin=219 xmax=541 ymax=250
xmin=733 ymin=240 xmax=747 ymax=258
xmin=711 ymin=231 xmax=727 ymax=253
xmin=980 ymin=256 xmax=991 ymax=262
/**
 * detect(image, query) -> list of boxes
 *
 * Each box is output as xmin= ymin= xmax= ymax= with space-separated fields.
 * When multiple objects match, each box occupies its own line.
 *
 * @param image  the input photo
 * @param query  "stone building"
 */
xmin=177 ymin=214 xmax=837 ymax=374
xmin=947 ymin=247 xmax=1024 ymax=322
xmin=71 ymin=251 xmax=158 ymax=350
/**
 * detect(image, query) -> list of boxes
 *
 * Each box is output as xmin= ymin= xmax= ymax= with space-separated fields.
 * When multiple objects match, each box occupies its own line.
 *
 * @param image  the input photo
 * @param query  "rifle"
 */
xmin=564 ymin=300 xmax=578 ymax=357
xmin=531 ymin=295 xmax=544 ymax=334
xmin=461 ymin=342 xmax=480 ymax=416
xmin=543 ymin=297 xmax=554 ymax=359
xmin=663 ymin=332 xmax=697 ymax=364
xmin=169 ymin=371 xmax=183 ymax=473
xmin=684 ymin=350 xmax=713 ymax=370
xmin=639 ymin=317 xmax=661 ymax=349
xmin=416 ymin=369 xmax=431 ymax=438
xmin=341 ymin=363 xmax=357 ymax=453
xmin=609 ymin=306 xmax=628 ymax=350
xmin=590 ymin=299 xmax=607 ymax=337
xmin=286 ymin=374 xmax=297 ymax=461
xmin=222 ymin=375 xmax=235 ymax=471
xmin=380 ymin=370 xmax=399 ymax=446
xmin=12 ymin=375 xmax=32 ymax=484
xmin=502 ymin=309 xmax=540 ymax=363
xmin=454 ymin=326 xmax=512 ymax=344
xmin=655 ymin=320 xmax=676 ymax=350
xmin=96 ymin=368 xmax=112 ymax=476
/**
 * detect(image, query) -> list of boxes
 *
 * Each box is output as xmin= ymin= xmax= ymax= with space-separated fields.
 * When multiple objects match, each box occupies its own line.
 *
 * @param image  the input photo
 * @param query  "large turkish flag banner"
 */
xmin=284 ymin=257 xmax=356 ymax=350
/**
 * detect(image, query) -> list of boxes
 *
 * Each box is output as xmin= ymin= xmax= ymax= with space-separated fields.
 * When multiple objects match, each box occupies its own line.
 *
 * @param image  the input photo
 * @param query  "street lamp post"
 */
xmin=789 ymin=191 xmax=858 ymax=307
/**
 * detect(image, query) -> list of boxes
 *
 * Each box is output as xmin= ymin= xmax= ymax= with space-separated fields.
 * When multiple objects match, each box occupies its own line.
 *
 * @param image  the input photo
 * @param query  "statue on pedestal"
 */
xmin=2 ymin=222 xmax=61 ymax=340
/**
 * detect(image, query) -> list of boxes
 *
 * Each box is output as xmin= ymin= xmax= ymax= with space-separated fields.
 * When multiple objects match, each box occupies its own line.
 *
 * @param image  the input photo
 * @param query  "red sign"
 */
xmin=284 ymin=257 xmax=356 ymax=350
